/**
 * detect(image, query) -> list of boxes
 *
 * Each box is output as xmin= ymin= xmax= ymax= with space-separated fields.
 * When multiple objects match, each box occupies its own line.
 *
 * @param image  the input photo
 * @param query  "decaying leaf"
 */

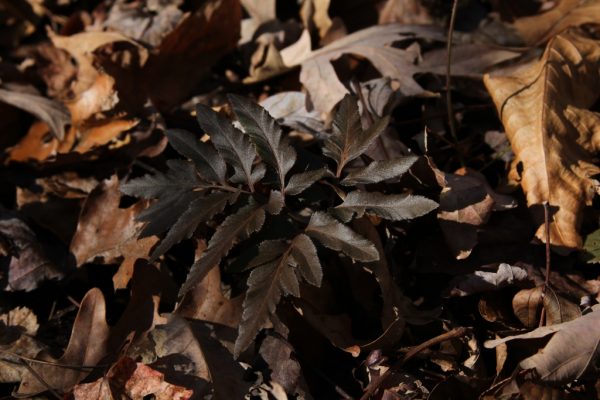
xmin=447 ymin=263 xmax=529 ymax=297
xmin=297 ymin=24 xmax=442 ymax=114
xmin=0 ymin=209 xmax=63 ymax=291
xmin=435 ymin=167 xmax=516 ymax=259
xmin=485 ymin=310 xmax=600 ymax=384
xmin=0 ymin=307 xmax=41 ymax=383
xmin=512 ymin=286 xmax=581 ymax=328
xmin=72 ymin=356 xmax=193 ymax=400
xmin=512 ymin=0 xmax=600 ymax=45
xmin=484 ymin=28 xmax=600 ymax=249
xmin=16 ymin=288 xmax=112 ymax=396
xmin=0 ymin=84 xmax=70 ymax=140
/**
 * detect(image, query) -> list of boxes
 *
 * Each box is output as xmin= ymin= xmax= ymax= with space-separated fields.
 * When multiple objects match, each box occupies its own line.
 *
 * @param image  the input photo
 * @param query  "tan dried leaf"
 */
xmin=512 ymin=0 xmax=600 ymax=45
xmin=484 ymin=29 xmax=600 ymax=249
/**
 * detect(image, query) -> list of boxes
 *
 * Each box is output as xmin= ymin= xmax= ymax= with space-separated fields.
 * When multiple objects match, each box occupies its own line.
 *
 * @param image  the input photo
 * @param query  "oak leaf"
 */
xmin=484 ymin=29 xmax=600 ymax=249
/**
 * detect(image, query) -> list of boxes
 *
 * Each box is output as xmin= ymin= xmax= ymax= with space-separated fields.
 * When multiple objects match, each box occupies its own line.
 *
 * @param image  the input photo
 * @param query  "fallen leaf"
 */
xmin=485 ymin=310 xmax=600 ymax=384
xmin=70 ymin=175 xmax=158 ymax=288
xmin=175 ymin=241 xmax=243 ymax=328
xmin=447 ymin=263 xmax=529 ymax=297
xmin=512 ymin=286 xmax=581 ymax=328
xmin=16 ymin=288 xmax=111 ymax=396
xmin=484 ymin=28 xmax=600 ymax=249
xmin=0 ymin=83 xmax=70 ymax=140
xmin=72 ymin=356 xmax=193 ymax=400
xmin=132 ymin=314 xmax=250 ymax=399
xmin=0 ymin=209 xmax=64 ymax=291
xmin=0 ymin=307 xmax=42 ymax=383
xmin=378 ymin=0 xmax=433 ymax=25
xmin=297 ymin=24 xmax=443 ymax=114
xmin=435 ymin=167 xmax=516 ymax=259
xmin=512 ymin=0 xmax=600 ymax=45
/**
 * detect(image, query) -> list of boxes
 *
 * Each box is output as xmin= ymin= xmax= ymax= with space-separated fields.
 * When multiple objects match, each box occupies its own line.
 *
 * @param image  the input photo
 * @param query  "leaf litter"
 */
xmin=3 ymin=0 xmax=600 ymax=399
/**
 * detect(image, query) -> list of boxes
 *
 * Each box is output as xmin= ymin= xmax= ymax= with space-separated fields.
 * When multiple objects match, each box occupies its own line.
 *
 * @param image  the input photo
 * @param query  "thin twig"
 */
xmin=360 ymin=327 xmax=470 ymax=400
xmin=446 ymin=0 xmax=464 ymax=166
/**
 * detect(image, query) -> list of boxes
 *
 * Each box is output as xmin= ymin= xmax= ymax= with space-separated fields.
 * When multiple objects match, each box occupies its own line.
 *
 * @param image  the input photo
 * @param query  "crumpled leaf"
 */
xmin=72 ymin=356 xmax=193 ymax=400
xmin=260 ymin=91 xmax=324 ymax=135
xmin=435 ymin=167 xmax=517 ymax=259
xmin=0 ymin=209 xmax=63 ymax=291
xmin=485 ymin=310 xmax=600 ymax=384
xmin=16 ymin=288 xmax=112 ymax=396
xmin=0 ymin=307 xmax=41 ymax=383
xmin=512 ymin=286 xmax=581 ymax=328
xmin=297 ymin=24 xmax=443 ymax=114
xmin=0 ymin=84 xmax=70 ymax=140
xmin=447 ymin=263 xmax=529 ymax=297
xmin=511 ymin=0 xmax=600 ymax=45
xmin=176 ymin=241 xmax=243 ymax=328
xmin=305 ymin=211 xmax=379 ymax=262
xmin=132 ymin=314 xmax=250 ymax=399
xmin=484 ymin=29 xmax=600 ymax=249
xmin=324 ymin=95 xmax=389 ymax=177
xmin=235 ymin=234 xmax=322 ymax=356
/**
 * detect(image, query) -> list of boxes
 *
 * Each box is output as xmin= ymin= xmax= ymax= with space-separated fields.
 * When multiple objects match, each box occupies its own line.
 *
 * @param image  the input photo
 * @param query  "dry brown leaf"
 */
xmin=175 ymin=243 xmax=243 ymax=328
xmin=485 ymin=309 xmax=600 ymax=384
xmin=512 ymin=0 xmax=600 ymax=45
xmin=70 ymin=175 xmax=158 ymax=288
xmin=0 ymin=307 xmax=41 ymax=383
xmin=72 ymin=356 xmax=193 ymax=400
xmin=484 ymin=28 xmax=600 ymax=249
xmin=298 ymin=24 xmax=442 ymax=114
xmin=0 ymin=209 xmax=64 ymax=291
xmin=447 ymin=263 xmax=529 ymax=297
xmin=435 ymin=167 xmax=516 ymax=259
xmin=49 ymin=30 xmax=148 ymax=97
xmin=143 ymin=0 xmax=241 ymax=110
xmin=513 ymin=286 xmax=581 ymax=328
xmin=16 ymin=288 xmax=111 ymax=396
xmin=377 ymin=0 xmax=433 ymax=25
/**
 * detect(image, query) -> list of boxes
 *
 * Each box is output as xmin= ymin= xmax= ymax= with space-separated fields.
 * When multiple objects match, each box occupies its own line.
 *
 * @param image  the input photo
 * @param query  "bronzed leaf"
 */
xmin=235 ymin=234 xmax=322 ymax=357
xmin=305 ymin=211 xmax=378 ymax=262
xmin=336 ymin=191 xmax=438 ymax=221
xmin=149 ymin=191 xmax=237 ymax=261
xmin=166 ymin=128 xmax=227 ymax=183
xmin=341 ymin=156 xmax=418 ymax=185
xmin=120 ymin=160 xmax=202 ymax=238
xmin=179 ymin=200 xmax=266 ymax=296
xmin=229 ymin=94 xmax=297 ymax=190
xmin=323 ymin=95 xmax=389 ymax=176
xmin=196 ymin=104 xmax=261 ymax=188
xmin=285 ymin=167 xmax=330 ymax=195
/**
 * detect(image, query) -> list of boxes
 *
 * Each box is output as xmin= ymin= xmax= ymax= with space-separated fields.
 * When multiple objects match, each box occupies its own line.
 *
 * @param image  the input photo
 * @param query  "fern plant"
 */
xmin=121 ymin=94 xmax=438 ymax=356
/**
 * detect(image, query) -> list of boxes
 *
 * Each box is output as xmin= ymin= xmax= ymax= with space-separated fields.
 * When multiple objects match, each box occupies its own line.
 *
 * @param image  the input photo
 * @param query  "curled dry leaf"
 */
xmin=0 ymin=210 xmax=64 ymax=291
xmin=16 ymin=288 xmax=111 ymax=396
xmin=72 ymin=356 xmax=193 ymax=400
xmin=70 ymin=175 xmax=157 ymax=289
xmin=511 ymin=0 xmax=600 ymax=45
xmin=447 ymin=263 xmax=529 ymax=297
xmin=0 ymin=307 xmax=41 ymax=383
xmin=435 ymin=167 xmax=516 ymax=259
xmin=512 ymin=286 xmax=581 ymax=328
xmin=484 ymin=29 xmax=600 ymax=249
xmin=485 ymin=310 xmax=600 ymax=384
xmin=298 ymin=24 xmax=443 ymax=114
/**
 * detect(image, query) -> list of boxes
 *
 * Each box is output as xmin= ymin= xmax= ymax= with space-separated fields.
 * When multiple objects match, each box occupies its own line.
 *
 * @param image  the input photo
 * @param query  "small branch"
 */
xmin=360 ymin=327 xmax=470 ymax=400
